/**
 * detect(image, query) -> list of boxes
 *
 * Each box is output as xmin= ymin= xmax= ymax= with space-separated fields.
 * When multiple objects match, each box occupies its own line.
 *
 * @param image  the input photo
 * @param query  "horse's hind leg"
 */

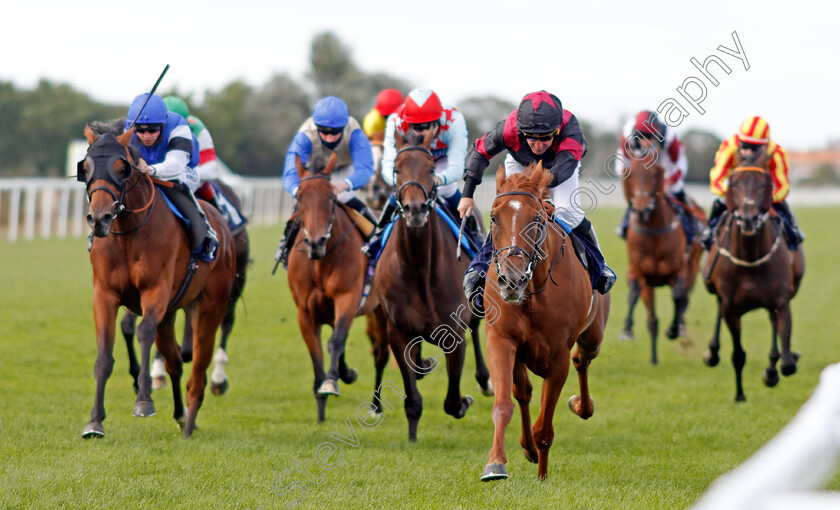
xmin=640 ymin=283 xmax=659 ymax=364
xmin=619 ymin=277 xmax=641 ymax=341
xmin=442 ymin=337 xmax=473 ymax=420
xmin=763 ymin=308 xmax=780 ymax=387
xmin=774 ymin=302 xmax=798 ymax=377
xmin=570 ymin=313 xmax=605 ymax=420
xmin=183 ymin=301 xmax=225 ymax=438
xmin=212 ymin=259 xmax=246 ymax=396
xmin=367 ymin=308 xmax=390 ymax=414
xmin=469 ymin=315 xmax=493 ymax=396
xmin=180 ymin=310 xmax=194 ymax=363
xmin=119 ymin=311 xmax=140 ymax=395
xmin=154 ymin=312 xmax=186 ymax=428
xmin=666 ymin=276 xmax=689 ymax=339
xmin=703 ymin=297 xmax=722 ymax=367
xmin=83 ymin=289 xmax=119 ymax=438
xmin=512 ymin=361 xmax=537 ymax=464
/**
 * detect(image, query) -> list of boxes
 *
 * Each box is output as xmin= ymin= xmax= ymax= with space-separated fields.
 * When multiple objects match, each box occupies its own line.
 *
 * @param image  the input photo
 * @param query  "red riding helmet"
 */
xmin=400 ymin=89 xmax=443 ymax=124
xmin=517 ymin=91 xmax=564 ymax=136
xmin=634 ymin=110 xmax=666 ymax=136
xmin=375 ymin=89 xmax=404 ymax=117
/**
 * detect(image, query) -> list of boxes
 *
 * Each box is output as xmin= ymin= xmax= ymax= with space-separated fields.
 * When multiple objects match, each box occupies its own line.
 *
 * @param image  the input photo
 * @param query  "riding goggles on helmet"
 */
xmin=521 ymin=129 xmax=557 ymax=141
xmin=135 ymin=124 xmax=162 ymax=134
xmin=316 ymin=126 xmax=343 ymax=136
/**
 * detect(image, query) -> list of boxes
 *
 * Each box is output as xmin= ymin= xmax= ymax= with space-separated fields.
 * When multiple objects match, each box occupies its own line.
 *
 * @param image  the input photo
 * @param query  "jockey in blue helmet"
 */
xmin=275 ymin=96 xmax=376 ymax=267
xmin=126 ymin=93 xmax=218 ymax=259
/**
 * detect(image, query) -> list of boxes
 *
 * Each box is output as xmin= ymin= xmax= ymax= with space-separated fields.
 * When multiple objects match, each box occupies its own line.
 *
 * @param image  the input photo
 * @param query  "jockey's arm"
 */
xmin=709 ymin=138 xmax=737 ymax=198
xmin=282 ymin=133 xmax=313 ymax=197
xmin=380 ymin=115 xmax=399 ymax=187
xmin=343 ymin=129 xmax=375 ymax=191
xmin=435 ymin=111 xmax=468 ymax=186
xmin=770 ymin=144 xmax=791 ymax=202
xmin=148 ymin=124 xmax=194 ymax=182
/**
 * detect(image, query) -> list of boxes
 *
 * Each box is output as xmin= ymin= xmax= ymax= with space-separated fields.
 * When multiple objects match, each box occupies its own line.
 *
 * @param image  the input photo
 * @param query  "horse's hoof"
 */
xmin=481 ymin=463 xmax=509 ymax=482
xmin=82 ymin=421 xmax=104 ymax=439
xmin=180 ymin=350 xmax=193 ymax=363
xmin=151 ymin=376 xmax=167 ymax=391
xmin=480 ymin=379 xmax=495 ymax=397
xmin=618 ymin=330 xmax=635 ymax=341
xmin=703 ymin=351 xmax=720 ymax=367
xmin=666 ymin=326 xmax=679 ymax=340
xmin=763 ymin=369 xmax=779 ymax=387
xmin=210 ymin=379 xmax=229 ymax=396
xmin=461 ymin=395 xmax=475 ymax=415
xmin=523 ymin=449 xmax=538 ymax=464
xmin=317 ymin=379 xmax=340 ymax=397
xmin=133 ymin=400 xmax=156 ymax=417
xmin=414 ymin=358 xmax=435 ymax=380
xmin=781 ymin=362 xmax=797 ymax=377
xmin=735 ymin=394 xmax=746 ymax=403
xmin=175 ymin=407 xmax=188 ymax=430
xmin=340 ymin=368 xmax=358 ymax=384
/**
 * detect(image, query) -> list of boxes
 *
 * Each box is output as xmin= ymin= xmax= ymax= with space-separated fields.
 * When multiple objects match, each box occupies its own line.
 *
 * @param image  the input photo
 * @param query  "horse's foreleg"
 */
xmin=640 ymin=283 xmax=658 ymax=364
xmin=704 ymin=297 xmax=723 ymax=367
xmin=723 ymin=309 xmax=747 ymax=402
xmin=619 ymin=277 xmax=641 ymax=341
xmin=134 ymin=300 xmax=165 ymax=418
xmin=154 ymin=313 xmax=185 ymax=428
xmin=532 ymin=353 xmax=571 ymax=480
xmin=83 ymin=289 xmax=120 ymax=438
xmin=211 ymin=259 xmax=245 ymax=396
xmin=389 ymin=324 xmax=424 ymax=442
xmin=367 ymin=308 xmax=390 ymax=414
xmin=322 ymin=294 xmax=359 ymax=396
xmin=482 ymin=329 xmax=516 ymax=481
xmin=469 ymin=315 xmax=493 ymax=396
xmin=512 ymin=361 xmax=537 ymax=464
xmin=763 ymin=308 xmax=781 ymax=387
xmin=667 ymin=276 xmax=689 ymax=340
xmin=119 ymin=311 xmax=140 ymax=395
xmin=774 ymin=302 xmax=797 ymax=377
xmin=298 ymin=307 xmax=327 ymax=423
xmin=442 ymin=336 xmax=472 ymax=420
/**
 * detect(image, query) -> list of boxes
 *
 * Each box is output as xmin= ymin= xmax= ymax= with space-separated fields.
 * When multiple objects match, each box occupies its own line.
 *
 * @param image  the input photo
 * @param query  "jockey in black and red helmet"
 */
xmin=459 ymin=91 xmax=616 ymax=301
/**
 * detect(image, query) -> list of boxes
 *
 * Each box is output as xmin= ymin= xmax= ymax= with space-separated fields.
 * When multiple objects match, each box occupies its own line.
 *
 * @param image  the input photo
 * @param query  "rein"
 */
xmin=395 ymin=145 xmax=437 ymax=216
xmin=107 ymin=172 xmax=157 ymax=235
xmin=717 ymin=217 xmax=783 ymax=267
xmin=296 ymin=173 xmax=356 ymax=258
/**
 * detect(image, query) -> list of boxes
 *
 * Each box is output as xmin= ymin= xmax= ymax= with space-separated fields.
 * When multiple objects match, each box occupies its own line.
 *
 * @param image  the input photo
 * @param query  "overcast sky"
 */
xmin=4 ymin=0 xmax=839 ymax=150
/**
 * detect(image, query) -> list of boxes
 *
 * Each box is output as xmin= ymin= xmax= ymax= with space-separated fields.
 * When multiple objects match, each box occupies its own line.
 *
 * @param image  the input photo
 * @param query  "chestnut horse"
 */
xmin=703 ymin=159 xmax=805 ymax=401
xmin=287 ymin=154 xmax=390 ymax=423
xmin=481 ymin=162 xmax=610 ymax=481
xmin=619 ymin=141 xmax=705 ymax=364
xmin=120 ymin=179 xmax=249 ymax=396
xmin=373 ymin=130 xmax=489 ymax=441
xmin=80 ymin=124 xmax=235 ymax=438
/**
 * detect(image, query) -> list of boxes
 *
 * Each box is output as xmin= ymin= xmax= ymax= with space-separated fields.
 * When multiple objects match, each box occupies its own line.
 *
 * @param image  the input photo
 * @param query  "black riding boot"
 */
xmin=361 ymin=200 xmax=397 ymax=258
xmin=185 ymin=187 xmax=219 ymax=259
xmin=574 ymin=219 xmax=616 ymax=294
xmin=700 ymin=198 xmax=727 ymax=250
xmin=344 ymin=196 xmax=378 ymax=226
xmin=275 ymin=215 xmax=300 ymax=268
xmin=773 ymin=200 xmax=805 ymax=248
xmin=615 ymin=205 xmax=630 ymax=239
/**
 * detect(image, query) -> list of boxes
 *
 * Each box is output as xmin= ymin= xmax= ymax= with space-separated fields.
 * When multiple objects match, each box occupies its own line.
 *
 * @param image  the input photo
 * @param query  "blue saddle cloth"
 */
xmin=157 ymin=186 xmax=216 ymax=263
xmin=209 ymin=181 xmax=248 ymax=233
xmin=375 ymin=206 xmax=477 ymax=262
xmin=566 ymin=221 xmax=606 ymax=290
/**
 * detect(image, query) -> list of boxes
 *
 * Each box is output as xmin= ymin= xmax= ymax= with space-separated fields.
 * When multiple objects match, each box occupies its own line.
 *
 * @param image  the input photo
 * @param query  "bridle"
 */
xmin=394 ymin=145 xmax=437 ymax=217
xmin=298 ymin=174 xmax=337 ymax=242
xmin=491 ymin=191 xmax=551 ymax=287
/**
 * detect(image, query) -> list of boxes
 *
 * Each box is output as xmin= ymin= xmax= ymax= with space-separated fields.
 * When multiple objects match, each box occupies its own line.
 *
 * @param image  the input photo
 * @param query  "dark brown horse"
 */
xmin=703 ymin=161 xmax=805 ymax=401
xmin=120 ymin=179 xmax=249 ymax=395
xmin=287 ymin=154 xmax=390 ymax=423
xmin=619 ymin=140 xmax=705 ymax=363
xmin=481 ymin=162 xmax=610 ymax=481
xmin=373 ymin=130 xmax=490 ymax=441
xmin=80 ymin=124 xmax=235 ymax=438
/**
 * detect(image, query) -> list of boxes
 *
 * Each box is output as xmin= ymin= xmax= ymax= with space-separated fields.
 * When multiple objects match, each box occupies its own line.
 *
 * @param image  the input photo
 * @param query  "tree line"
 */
xmin=0 ymin=31 xmax=720 ymax=182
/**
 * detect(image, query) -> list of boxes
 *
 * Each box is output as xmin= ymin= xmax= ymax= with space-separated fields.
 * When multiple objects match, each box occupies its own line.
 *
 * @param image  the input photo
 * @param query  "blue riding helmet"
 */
xmin=312 ymin=96 xmax=349 ymax=128
xmin=125 ymin=93 xmax=168 ymax=129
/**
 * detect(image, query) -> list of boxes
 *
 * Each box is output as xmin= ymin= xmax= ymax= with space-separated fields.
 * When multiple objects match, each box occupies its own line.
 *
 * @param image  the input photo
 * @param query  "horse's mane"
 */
xmin=88 ymin=117 xmax=142 ymax=162
xmin=500 ymin=163 xmax=553 ymax=200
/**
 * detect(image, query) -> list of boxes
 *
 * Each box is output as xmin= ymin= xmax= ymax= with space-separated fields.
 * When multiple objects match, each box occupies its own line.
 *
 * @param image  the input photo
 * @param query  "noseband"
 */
xmin=394 ymin=146 xmax=437 ymax=216
xmin=491 ymin=191 xmax=549 ymax=284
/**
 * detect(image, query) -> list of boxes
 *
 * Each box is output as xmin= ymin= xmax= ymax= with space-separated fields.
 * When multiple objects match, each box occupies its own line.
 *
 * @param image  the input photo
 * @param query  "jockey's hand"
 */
xmin=433 ymin=175 xmax=443 ymax=186
xmin=135 ymin=159 xmax=154 ymax=175
xmin=458 ymin=197 xmax=474 ymax=219
xmin=332 ymin=181 xmax=350 ymax=195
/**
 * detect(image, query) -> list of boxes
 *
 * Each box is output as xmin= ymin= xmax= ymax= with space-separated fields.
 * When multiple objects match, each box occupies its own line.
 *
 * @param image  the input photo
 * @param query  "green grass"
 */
xmin=1 ymin=207 xmax=839 ymax=509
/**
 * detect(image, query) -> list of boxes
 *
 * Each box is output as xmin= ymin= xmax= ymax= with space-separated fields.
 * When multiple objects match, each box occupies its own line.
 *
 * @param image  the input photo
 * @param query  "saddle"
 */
xmin=338 ymin=202 xmax=375 ymax=239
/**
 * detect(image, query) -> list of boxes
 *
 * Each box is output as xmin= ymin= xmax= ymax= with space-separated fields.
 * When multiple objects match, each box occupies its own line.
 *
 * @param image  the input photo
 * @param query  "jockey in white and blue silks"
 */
xmin=126 ymin=93 xmax=218 ymax=259
xmin=276 ymin=96 xmax=376 ymax=266
xmin=362 ymin=88 xmax=470 ymax=258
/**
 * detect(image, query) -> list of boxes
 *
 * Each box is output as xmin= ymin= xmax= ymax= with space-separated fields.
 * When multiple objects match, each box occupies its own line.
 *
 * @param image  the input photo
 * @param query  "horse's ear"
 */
xmin=84 ymin=125 xmax=97 ymax=145
xmin=295 ymin=155 xmax=309 ymax=179
xmin=495 ymin=164 xmax=506 ymax=193
xmin=117 ymin=127 xmax=133 ymax=148
xmin=323 ymin=153 xmax=337 ymax=176
xmin=395 ymin=130 xmax=406 ymax=151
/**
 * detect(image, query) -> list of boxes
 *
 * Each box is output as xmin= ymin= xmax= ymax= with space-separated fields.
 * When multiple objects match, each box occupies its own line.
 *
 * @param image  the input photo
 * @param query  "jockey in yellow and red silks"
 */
xmin=700 ymin=115 xmax=804 ymax=250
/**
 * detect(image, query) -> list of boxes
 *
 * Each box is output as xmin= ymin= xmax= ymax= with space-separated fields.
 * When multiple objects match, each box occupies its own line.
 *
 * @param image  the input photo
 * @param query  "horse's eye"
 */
xmin=489 ymin=215 xmax=496 ymax=224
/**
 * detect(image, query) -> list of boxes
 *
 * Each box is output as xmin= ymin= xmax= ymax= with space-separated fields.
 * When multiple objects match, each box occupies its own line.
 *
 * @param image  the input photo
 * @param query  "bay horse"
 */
xmin=120 ymin=178 xmax=249 ymax=395
xmin=373 ymin=130 xmax=489 ymax=442
xmin=619 ymin=140 xmax=705 ymax=364
xmin=287 ymin=153 xmax=390 ymax=423
xmin=80 ymin=123 xmax=235 ymax=438
xmin=702 ymin=152 xmax=805 ymax=401
xmin=481 ymin=162 xmax=610 ymax=481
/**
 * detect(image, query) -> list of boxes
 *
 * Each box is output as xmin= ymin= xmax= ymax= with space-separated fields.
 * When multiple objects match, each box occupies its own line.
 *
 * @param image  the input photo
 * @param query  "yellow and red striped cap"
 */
xmin=737 ymin=116 xmax=770 ymax=144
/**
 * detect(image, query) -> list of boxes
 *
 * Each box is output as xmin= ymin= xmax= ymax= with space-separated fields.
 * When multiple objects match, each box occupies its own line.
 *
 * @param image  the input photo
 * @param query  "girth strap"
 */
xmin=167 ymin=256 xmax=199 ymax=312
